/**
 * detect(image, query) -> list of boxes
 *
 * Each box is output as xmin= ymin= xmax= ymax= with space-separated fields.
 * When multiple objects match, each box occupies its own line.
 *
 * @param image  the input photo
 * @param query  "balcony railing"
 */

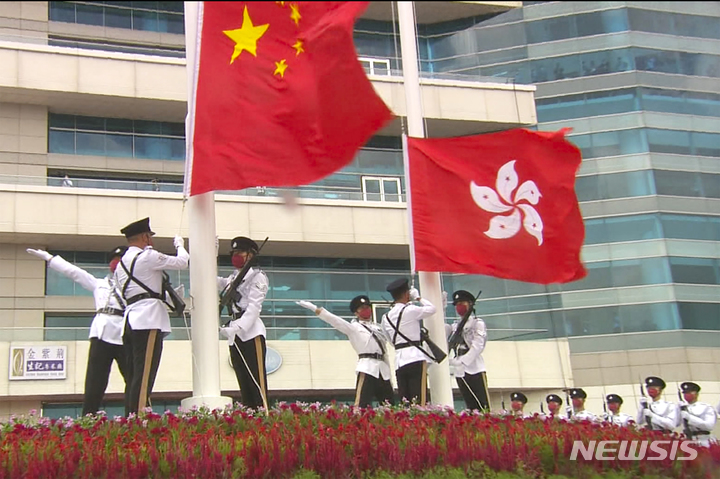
xmin=1 ymin=174 xmax=408 ymax=203
xmin=0 ymin=326 xmax=550 ymax=342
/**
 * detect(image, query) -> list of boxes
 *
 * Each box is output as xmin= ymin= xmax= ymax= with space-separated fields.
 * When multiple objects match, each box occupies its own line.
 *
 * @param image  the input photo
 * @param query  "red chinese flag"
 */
xmin=408 ymin=129 xmax=586 ymax=284
xmin=184 ymin=2 xmax=394 ymax=196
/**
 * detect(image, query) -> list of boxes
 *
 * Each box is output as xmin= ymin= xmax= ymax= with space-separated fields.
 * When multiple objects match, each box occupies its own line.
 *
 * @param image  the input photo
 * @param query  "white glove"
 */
xmin=220 ymin=324 xmax=240 ymax=346
xmin=409 ymin=287 xmax=420 ymax=301
xmin=26 ymin=248 xmax=53 ymax=262
xmin=680 ymin=410 xmax=690 ymax=421
xmin=215 ymin=236 xmax=220 ymax=258
xmin=442 ymin=291 xmax=448 ymax=309
xmin=639 ymin=398 xmax=648 ymax=409
xmin=173 ymin=284 xmax=185 ymax=298
xmin=296 ymin=300 xmax=318 ymax=312
xmin=449 ymin=357 xmax=464 ymax=377
xmin=173 ymin=235 xmax=184 ymax=249
xmin=565 ymin=406 xmax=573 ymax=416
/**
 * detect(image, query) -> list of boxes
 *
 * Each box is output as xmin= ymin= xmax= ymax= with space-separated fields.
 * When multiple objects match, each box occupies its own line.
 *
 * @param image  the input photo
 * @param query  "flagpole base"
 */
xmin=180 ymin=395 xmax=234 ymax=412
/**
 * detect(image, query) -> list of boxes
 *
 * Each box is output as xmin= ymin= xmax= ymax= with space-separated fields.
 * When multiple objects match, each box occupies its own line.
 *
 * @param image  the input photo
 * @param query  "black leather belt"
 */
xmin=96 ymin=307 xmax=124 ymax=317
xmin=395 ymin=341 xmax=420 ymax=350
xmin=693 ymin=430 xmax=711 ymax=435
xmin=359 ymin=353 xmax=384 ymax=360
xmin=126 ymin=293 xmax=161 ymax=305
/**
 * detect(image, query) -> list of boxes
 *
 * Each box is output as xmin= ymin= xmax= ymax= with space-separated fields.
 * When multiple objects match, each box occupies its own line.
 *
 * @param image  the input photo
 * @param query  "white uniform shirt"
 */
xmin=636 ymin=399 xmax=679 ymax=432
xmin=381 ymin=299 xmax=436 ymax=369
xmin=573 ymin=409 xmax=598 ymax=422
xmin=603 ymin=412 xmax=634 ymax=427
xmin=317 ymin=309 xmax=392 ymax=381
xmin=680 ymin=401 xmax=717 ymax=437
xmin=217 ymin=267 xmax=268 ymax=342
xmin=445 ymin=314 xmax=487 ymax=374
xmin=48 ymin=255 xmax=125 ymax=345
xmin=116 ymin=245 xmax=189 ymax=333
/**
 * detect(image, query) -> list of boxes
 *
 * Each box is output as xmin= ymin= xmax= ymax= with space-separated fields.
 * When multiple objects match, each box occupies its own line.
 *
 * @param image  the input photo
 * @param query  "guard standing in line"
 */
xmin=26 ymin=246 xmax=129 ymax=416
xmin=297 ymin=295 xmax=395 ymax=407
xmin=637 ymin=376 xmax=678 ymax=432
xmin=545 ymin=394 xmax=564 ymax=419
xmin=568 ymin=388 xmax=597 ymax=421
xmin=603 ymin=394 xmax=633 ymax=427
xmin=381 ymin=278 xmax=437 ymax=406
xmin=509 ymin=392 xmax=530 ymax=418
xmin=678 ymin=382 xmax=717 ymax=447
xmin=116 ymin=217 xmax=188 ymax=415
xmin=218 ymin=236 xmax=270 ymax=410
xmin=445 ymin=290 xmax=490 ymax=411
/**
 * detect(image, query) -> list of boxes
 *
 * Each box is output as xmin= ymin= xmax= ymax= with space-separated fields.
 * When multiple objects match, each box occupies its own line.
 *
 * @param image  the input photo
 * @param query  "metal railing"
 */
xmin=0 ymin=326 xmax=549 ymax=342
xmin=1 ymin=174 xmax=408 ymax=203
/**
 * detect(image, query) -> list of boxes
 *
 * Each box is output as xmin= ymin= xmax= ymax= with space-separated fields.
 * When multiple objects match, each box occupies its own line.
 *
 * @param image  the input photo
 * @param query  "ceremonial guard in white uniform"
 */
xmin=568 ymin=388 xmax=597 ymax=421
xmin=297 ymin=295 xmax=394 ymax=407
xmin=381 ymin=278 xmax=437 ymax=406
xmin=27 ymin=246 xmax=129 ymax=415
xmin=445 ymin=290 xmax=490 ymax=411
xmin=603 ymin=394 xmax=633 ymax=427
xmin=637 ymin=376 xmax=678 ymax=433
xmin=116 ymin=217 xmax=188 ymax=415
xmin=678 ymin=382 xmax=717 ymax=447
xmin=543 ymin=394 xmax=564 ymax=420
xmin=218 ymin=236 xmax=270 ymax=410
xmin=509 ymin=392 xmax=531 ymax=418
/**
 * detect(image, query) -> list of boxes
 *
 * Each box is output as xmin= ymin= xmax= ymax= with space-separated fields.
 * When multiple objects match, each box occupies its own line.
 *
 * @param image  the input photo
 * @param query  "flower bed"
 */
xmin=1 ymin=403 xmax=718 ymax=479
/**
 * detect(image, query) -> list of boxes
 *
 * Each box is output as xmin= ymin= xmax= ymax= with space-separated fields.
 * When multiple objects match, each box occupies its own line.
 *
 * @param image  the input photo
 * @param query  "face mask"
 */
xmin=357 ymin=309 xmax=372 ymax=320
xmin=109 ymin=258 xmax=120 ymax=273
xmin=455 ymin=304 xmax=469 ymax=316
xmin=232 ymin=255 xmax=246 ymax=269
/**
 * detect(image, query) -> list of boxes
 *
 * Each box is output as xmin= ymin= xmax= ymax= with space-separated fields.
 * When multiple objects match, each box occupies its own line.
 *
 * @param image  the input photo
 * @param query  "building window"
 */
xmin=361 ymin=176 xmax=402 ymax=202
xmin=359 ymin=57 xmax=391 ymax=76
xmin=48 ymin=114 xmax=186 ymax=161
xmin=49 ymin=1 xmax=184 ymax=34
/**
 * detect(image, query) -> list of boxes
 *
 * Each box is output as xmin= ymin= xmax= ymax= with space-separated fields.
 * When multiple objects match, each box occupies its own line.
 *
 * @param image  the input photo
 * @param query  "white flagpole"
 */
xmin=397 ymin=1 xmax=453 ymax=408
xmin=181 ymin=1 xmax=232 ymax=411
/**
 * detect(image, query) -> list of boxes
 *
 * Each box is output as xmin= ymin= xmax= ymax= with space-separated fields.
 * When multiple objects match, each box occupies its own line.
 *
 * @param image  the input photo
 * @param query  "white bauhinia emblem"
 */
xmin=470 ymin=160 xmax=544 ymax=245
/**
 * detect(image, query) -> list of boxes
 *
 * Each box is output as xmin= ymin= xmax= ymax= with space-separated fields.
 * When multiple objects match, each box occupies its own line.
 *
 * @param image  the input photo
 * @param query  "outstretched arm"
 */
xmin=28 ymin=249 xmax=98 ymax=292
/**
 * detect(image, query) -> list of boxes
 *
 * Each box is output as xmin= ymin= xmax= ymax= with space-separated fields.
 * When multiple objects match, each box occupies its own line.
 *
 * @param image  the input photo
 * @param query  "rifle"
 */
xmin=501 ymin=390 xmax=506 ymax=415
xmin=639 ymin=379 xmax=652 ymax=428
xmin=677 ymin=386 xmax=694 ymax=440
xmin=447 ymin=290 xmax=482 ymax=353
xmin=602 ymin=388 xmax=609 ymax=422
xmin=420 ymin=327 xmax=447 ymax=364
xmin=563 ymin=389 xmax=573 ymax=419
xmin=540 ymin=402 xmax=545 ymax=415
xmin=219 ymin=237 xmax=269 ymax=320
xmin=162 ymin=272 xmax=185 ymax=317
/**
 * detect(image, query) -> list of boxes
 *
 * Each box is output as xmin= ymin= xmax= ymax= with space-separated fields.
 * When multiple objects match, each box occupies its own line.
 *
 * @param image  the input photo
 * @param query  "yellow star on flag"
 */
xmin=292 ymin=39 xmax=304 ymax=56
xmin=290 ymin=4 xmax=301 ymax=26
xmin=274 ymin=59 xmax=288 ymax=77
xmin=223 ymin=6 xmax=270 ymax=64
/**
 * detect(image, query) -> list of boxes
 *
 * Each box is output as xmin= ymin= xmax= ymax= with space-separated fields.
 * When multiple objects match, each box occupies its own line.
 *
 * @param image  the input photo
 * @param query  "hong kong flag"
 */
xmin=407 ymin=129 xmax=586 ymax=284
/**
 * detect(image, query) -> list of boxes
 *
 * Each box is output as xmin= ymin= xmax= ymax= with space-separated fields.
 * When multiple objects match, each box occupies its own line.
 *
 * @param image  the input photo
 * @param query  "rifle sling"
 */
xmin=386 ymin=305 xmax=437 ymax=362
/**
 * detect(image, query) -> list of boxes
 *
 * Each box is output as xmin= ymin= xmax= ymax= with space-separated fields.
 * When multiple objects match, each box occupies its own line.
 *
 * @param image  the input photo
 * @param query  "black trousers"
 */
xmin=82 ymin=338 xmax=128 ymax=416
xmin=229 ymin=335 xmax=268 ymax=410
xmin=396 ymin=360 xmax=428 ymax=406
xmin=123 ymin=322 xmax=163 ymax=416
xmin=457 ymin=371 xmax=490 ymax=411
xmin=355 ymin=372 xmax=395 ymax=407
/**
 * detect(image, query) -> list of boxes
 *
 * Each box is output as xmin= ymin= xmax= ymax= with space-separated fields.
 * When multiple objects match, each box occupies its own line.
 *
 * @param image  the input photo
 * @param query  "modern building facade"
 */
xmin=1 ymin=1 xmax=717 ymax=432
xmin=436 ymin=1 xmax=720 ymax=423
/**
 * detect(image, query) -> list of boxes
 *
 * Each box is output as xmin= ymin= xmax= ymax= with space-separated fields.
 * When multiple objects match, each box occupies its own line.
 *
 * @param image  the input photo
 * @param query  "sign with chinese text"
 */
xmin=9 ymin=346 xmax=67 ymax=380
